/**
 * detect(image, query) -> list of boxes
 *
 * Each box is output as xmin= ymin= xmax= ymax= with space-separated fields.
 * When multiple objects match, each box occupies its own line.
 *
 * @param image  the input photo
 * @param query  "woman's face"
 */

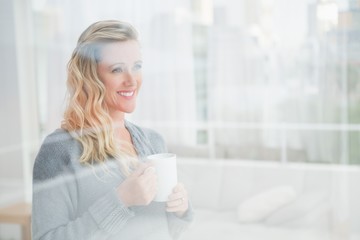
xmin=97 ymin=40 xmax=142 ymax=117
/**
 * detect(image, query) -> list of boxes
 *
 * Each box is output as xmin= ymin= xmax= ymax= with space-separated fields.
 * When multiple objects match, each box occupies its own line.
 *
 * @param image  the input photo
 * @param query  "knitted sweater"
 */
xmin=32 ymin=120 xmax=194 ymax=240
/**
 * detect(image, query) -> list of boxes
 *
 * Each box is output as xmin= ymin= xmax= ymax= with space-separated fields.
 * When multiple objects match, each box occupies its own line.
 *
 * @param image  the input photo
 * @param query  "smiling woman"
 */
xmin=32 ymin=20 xmax=194 ymax=240
xmin=97 ymin=40 xmax=143 ymax=118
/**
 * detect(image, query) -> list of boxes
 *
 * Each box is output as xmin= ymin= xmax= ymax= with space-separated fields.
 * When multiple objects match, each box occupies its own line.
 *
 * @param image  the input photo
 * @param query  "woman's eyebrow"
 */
xmin=107 ymin=61 xmax=142 ymax=70
xmin=109 ymin=62 xmax=125 ymax=68
xmin=109 ymin=62 xmax=125 ymax=67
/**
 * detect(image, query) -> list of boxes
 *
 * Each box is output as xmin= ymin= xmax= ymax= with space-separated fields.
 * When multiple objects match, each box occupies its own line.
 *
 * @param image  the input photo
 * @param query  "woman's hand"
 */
xmin=117 ymin=163 xmax=158 ymax=207
xmin=166 ymin=183 xmax=189 ymax=218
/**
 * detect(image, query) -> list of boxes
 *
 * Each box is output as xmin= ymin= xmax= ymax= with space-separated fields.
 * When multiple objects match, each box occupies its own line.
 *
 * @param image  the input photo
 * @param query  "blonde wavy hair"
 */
xmin=62 ymin=20 xmax=139 ymax=176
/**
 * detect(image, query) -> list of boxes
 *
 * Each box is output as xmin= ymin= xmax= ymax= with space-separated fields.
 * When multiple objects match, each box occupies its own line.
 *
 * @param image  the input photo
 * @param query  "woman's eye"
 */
xmin=133 ymin=64 xmax=142 ymax=71
xmin=112 ymin=67 xmax=123 ymax=73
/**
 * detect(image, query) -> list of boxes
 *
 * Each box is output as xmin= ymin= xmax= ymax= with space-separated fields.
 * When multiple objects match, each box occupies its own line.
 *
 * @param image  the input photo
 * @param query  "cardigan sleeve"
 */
xmin=166 ymin=201 xmax=195 ymax=239
xmin=32 ymin=132 xmax=135 ymax=240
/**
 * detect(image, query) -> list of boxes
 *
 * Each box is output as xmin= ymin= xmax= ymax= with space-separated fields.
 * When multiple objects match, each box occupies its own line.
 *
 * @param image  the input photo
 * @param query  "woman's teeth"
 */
xmin=117 ymin=91 xmax=134 ymax=97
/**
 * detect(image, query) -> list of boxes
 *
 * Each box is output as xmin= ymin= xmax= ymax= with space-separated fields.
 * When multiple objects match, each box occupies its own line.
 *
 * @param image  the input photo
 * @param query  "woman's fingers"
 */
xmin=166 ymin=197 xmax=186 ymax=208
xmin=166 ymin=182 xmax=188 ymax=213
xmin=168 ymin=191 xmax=185 ymax=201
xmin=172 ymin=182 xmax=184 ymax=193
xmin=131 ymin=162 xmax=152 ymax=177
xmin=166 ymin=198 xmax=188 ymax=213
xmin=168 ymin=182 xmax=187 ymax=200
xmin=143 ymin=166 xmax=156 ymax=175
xmin=117 ymin=163 xmax=160 ymax=207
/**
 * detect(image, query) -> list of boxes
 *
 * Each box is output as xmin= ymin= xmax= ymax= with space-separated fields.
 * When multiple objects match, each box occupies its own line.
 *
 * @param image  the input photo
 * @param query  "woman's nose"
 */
xmin=123 ymin=71 xmax=137 ymax=86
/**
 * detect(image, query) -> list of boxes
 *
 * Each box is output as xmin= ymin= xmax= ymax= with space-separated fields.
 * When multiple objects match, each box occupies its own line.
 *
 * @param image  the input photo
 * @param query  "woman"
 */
xmin=32 ymin=20 xmax=194 ymax=240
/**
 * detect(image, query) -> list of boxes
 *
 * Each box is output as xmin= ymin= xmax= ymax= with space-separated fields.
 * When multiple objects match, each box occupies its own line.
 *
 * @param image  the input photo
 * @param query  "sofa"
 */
xmin=177 ymin=158 xmax=360 ymax=240
xmin=1 ymin=158 xmax=359 ymax=240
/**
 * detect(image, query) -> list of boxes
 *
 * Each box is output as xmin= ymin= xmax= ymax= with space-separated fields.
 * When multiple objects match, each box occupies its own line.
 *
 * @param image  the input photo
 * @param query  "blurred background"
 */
xmin=1 ymin=0 xmax=360 ymax=239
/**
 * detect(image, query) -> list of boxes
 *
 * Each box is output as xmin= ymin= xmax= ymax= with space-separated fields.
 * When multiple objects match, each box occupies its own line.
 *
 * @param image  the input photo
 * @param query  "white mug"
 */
xmin=146 ymin=153 xmax=177 ymax=202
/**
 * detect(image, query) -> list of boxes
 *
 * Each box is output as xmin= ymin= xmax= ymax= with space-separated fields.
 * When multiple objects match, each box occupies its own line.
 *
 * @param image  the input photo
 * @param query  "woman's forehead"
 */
xmin=99 ymin=40 xmax=141 ymax=65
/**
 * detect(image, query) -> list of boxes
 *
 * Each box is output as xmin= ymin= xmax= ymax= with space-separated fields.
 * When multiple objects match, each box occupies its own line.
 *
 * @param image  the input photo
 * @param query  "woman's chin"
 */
xmin=124 ymin=109 xmax=135 ymax=114
xmin=121 ymin=105 xmax=136 ymax=114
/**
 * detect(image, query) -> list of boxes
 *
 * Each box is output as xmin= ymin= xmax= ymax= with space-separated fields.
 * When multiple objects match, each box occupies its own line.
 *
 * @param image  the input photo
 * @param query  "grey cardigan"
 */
xmin=32 ymin=120 xmax=194 ymax=240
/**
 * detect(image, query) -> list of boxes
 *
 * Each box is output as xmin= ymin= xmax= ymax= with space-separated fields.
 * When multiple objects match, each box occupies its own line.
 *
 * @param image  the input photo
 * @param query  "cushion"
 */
xmin=237 ymin=186 xmax=297 ymax=223
xmin=265 ymin=192 xmax=328 ymax=227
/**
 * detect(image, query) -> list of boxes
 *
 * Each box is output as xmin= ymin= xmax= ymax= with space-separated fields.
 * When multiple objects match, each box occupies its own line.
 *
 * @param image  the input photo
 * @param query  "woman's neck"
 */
xmin=109 ymin=111 xmax=126 ymax=129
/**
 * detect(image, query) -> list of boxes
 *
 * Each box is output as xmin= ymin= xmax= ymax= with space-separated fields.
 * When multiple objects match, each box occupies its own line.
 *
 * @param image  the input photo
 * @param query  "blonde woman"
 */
xmin=32 ymin=20 xmax=193 ymax=240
